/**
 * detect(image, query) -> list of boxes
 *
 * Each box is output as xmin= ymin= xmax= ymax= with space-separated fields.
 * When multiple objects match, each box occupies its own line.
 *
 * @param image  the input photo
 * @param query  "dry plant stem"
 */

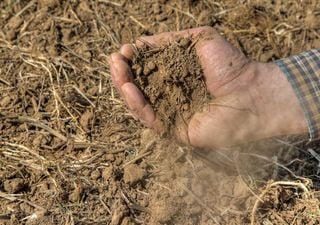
xmin=1 ymin=117 xmax=125 ymax=153
xmin=122 ymin=140 xmax=155 ymax=167
xmin=15 ymin=0 xmax=36 ymax=17
xmin=242 ymin=153 xmax=310 ymax=183
xmin=98 ymin=0 xmax=123 ymax=7
xmin=233 ymin=159 xmax=264 ymax=203
xmin=72 ymin=85 xmax=96 ymax=108
xmin=1 ymin=115 xmax=67 ymax=142
xmin=0 ymin=141 xmax=46 ymax=161
xmin=0 ymin=191 xmax=45 ymax=211
xmin=122 ymin=151 xmax=152 ymax=168
xmin=166 ymin=5 xmax=196 ymax=21
xmin=250 ymin=181 xmax=310 ymax=225
xmin=129 ymin=16 xmax=148 ymax=30
xmin=99 ymin=197 xmax=112 ymax=215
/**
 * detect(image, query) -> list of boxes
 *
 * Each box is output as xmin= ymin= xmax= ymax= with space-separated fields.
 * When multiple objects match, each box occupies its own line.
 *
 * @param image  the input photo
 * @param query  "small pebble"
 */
xmin=91 ymin=169 xmax=101 ymax=180
xmin=68 ymin=185 xmax=82 ymax=203
xmin=123 ymin=164 xmax=146 ymax=186
xmin=0 ymin=96 xmax=11 ymax=107
xmin=102 ymin=166 xmax=114 ymax=181
xmin=133 ymin=64 xmax=143 ymax=76
xmin=181 ymin=68 xmax=189 ymax=78
xmin=179 ymin=38 xmax=191 ymax=48
xmin=156 ymin=13 xmax=167 ymax=22
xmin=4 ymin=178 xmax=25 ymax=193
xmin=6 ymin=30 xmax=17 ymax=41
xmin=7 ymin=16 xmax=23 ymax=29
xmin=147 ymin=61 xmax=156 ymax=71
xmin=153 ymin=3 xmax=161 ymax=14
xmin=143 ymin=67 xmax=151 ymax=76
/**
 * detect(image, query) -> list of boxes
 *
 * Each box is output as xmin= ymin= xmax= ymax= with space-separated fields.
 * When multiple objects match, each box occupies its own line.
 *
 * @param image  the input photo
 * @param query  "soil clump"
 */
xmin=132 ymin=38 xmax=208 ymax=134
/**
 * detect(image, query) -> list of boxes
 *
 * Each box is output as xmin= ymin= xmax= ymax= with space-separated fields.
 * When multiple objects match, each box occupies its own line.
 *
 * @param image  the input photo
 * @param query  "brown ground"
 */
xmin=132 ymin=38 xmax=207 ymax=134
xmin=0 ymin=0 xmax=320 ymax=225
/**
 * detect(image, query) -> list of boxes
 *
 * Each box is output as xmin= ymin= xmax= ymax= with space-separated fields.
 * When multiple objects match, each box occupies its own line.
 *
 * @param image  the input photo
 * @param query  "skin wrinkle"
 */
xmin=209 ymin=60 xmax=252 ymax=96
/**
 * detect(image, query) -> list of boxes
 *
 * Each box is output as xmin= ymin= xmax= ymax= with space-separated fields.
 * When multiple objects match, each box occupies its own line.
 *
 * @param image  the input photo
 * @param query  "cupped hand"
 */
xmin=109 ymin=26 xmax=307 ymax=148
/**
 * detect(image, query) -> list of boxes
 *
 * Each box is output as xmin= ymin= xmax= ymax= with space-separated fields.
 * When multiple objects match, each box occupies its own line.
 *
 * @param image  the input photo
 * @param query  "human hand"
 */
xmin=109 ymin=26 xmax=307 ymax=148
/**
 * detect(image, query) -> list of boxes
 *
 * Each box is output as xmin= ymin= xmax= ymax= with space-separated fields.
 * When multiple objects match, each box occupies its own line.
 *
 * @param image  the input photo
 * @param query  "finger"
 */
xmin=110 ymin=53 xmax=133 ymax=89
xmin=137 ymin=26 xmax=216 ymax=47
xmin=121 ymin=82 xmax=156 ymax=127
xmin=120 ymin=44 xmax=135 ymax=60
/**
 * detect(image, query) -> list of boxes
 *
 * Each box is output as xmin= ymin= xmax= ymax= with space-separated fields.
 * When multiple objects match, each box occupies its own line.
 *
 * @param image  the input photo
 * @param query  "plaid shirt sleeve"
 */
xmin=275 ymin=49 xmax=320 ymax=141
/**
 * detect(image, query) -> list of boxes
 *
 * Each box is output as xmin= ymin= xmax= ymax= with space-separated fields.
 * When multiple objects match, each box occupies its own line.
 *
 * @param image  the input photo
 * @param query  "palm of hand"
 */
xmin=110 ymin=27 xmax=260 ymax=148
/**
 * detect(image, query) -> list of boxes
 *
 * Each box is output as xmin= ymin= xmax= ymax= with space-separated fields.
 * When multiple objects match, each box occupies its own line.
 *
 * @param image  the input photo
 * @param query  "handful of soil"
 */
xmin=131 ymin=38 xmax=208 ymax=134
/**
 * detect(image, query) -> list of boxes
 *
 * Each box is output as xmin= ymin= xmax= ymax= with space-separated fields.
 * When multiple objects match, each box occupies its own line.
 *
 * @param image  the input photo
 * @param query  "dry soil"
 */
xmin=0 ymin=0 xmax=320 ymax=225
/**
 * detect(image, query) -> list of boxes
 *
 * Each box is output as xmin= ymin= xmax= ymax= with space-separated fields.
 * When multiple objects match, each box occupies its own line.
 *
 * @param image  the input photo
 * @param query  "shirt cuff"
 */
xmin=275 ymin=49 xmax=320 ymax=141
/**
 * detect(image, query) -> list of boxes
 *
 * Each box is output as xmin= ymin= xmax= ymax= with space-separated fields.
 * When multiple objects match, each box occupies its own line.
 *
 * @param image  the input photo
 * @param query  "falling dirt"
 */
xmin=0 ymin=0 xmax=320 ymax=225
xmin=132 ymin=38 xmax=207 ymax=134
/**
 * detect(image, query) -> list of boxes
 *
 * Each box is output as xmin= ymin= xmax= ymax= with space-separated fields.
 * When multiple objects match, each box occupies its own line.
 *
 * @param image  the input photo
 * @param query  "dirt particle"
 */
xmin=7 ymin=16 xmax=23 ymax=29
xmin=80 ymin=111 xmax=94 ymax=131
xmin=132 ymin=64 xmax=143 ymax=76
xmin=158 ymin=23 xmax=169 ymax=33
xmin=0 ymin=96 xmax=11 ymax=107
xmin=153 ymin=3 xmax=161 ymax=14
xmin=147 ymin=61 xmax=156 ymax=71
xmin=189 ymin=204 xmax=202 ymax=215
xmin=149 ymin=196 xmax=180 ymax=224
xmin=102 ymin=166 xmax=114 ymax=181
xmin=32 ymin=134 xmax=51 ymax=148
xmin=91 ymin=169 xmax=101 ymax=180
xmin=123 ymin=164 xmax=146 ymax=186
xmin=143 ymin=61 xmax=157 ymax=75
xmin=39 ymin=0 xmax=59 ymax=8
xmin=6 ymin=30 xmax=17 ymax=41
xmin=105 ymin=154 xmax=115 ymax=162
xmin=110 ymin=203 xmax=129 ymax=225
xmin=179 ymin=38 xmax=191 ymax=48
xmin=120 ymin=217 xmax=133 ymax=225
xmin=156 ymin=13 xmax=168 ymax=22
xmin=68 ymin=185 xmax=83 ymax=203
xmin=61 ymin=28 xmax=74 ymax=44
xmin=77 ymin=1 xmax=93 ymax=20
xmin=25 ymin=210 xmax=47 ymax=225
xmin=19 ymin=202 xmax=34 ymax=214
xmin=4 ymin=178 xmax=25 ymax=193
xmin=87 ymin=86 xmax=99 ymax=96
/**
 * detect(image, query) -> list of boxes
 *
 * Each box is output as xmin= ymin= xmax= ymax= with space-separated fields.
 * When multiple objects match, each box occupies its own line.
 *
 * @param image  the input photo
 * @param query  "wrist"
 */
xmin=252 ymin=62 xmax=308 ymax=136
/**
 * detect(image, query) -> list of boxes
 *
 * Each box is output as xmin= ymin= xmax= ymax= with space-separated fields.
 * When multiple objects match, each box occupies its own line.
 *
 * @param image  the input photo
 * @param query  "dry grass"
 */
xmin=0 ymin=0 xmax=319 ymax=224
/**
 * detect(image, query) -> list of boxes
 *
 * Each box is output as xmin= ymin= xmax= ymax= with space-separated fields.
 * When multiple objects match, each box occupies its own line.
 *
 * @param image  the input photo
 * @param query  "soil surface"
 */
xmin=132 ymin=38 xmax=207 ymax=133
xmin=0 ymin=0 xmax=320 ymax=225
